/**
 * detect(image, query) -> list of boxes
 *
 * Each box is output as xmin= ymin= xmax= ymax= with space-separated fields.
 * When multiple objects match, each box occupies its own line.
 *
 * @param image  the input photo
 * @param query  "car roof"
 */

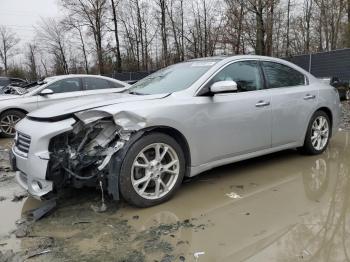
xmin=43 ymin=74 xmax=129 ymax=86
xmin=45 ymin=74 xmax=116 ymax=80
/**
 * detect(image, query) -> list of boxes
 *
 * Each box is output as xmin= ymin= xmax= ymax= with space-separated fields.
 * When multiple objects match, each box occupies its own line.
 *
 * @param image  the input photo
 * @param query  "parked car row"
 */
xmin=0 ymin=75 xmax=128 ymax=137
xmin=0 ymin=77 xmax=28 ymax=94
xmin=7 ymin=56 xmax=341 ymax=208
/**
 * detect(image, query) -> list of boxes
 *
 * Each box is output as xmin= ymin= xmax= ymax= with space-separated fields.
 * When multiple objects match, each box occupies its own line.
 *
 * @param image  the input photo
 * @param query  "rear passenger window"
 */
xmin=262 ymin=61 xmax=305 ymax=88
xmin=83 ymin=78 xmax=111 ymax=90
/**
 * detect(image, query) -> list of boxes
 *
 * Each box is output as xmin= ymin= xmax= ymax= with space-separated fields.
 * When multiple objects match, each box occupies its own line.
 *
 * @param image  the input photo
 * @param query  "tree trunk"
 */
xmin=255 ymin=0 xmax=265 ymax=55
xmin=159 ymin=0 xmax=168 ymax=66
xmin=286 ymin=0 xmax=291 ymax=56
xmin=111 ymin=0 xmax=122 ymax=72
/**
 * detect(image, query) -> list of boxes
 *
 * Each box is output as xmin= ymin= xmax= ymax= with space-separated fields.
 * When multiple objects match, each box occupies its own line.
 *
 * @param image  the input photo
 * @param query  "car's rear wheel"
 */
xmin=119 ymin=133 xmax=186 ymax=207
xmin=301 ymin=111 xmax=330 ymax=155
xmin=0 ymin=110 xmax=26 ymax=138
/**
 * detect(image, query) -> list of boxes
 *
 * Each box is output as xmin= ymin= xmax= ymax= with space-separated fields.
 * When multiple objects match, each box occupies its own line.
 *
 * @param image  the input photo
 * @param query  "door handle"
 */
xmin=255 ymin=101 xmax=270 ymax=107
xmin=304 ymin=94 xmax=316 ymax=100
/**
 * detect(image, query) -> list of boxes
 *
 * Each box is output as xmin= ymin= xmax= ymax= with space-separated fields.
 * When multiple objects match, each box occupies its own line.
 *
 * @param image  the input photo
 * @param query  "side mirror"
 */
xmin=210 ymin=80 xmax=238 ymax=94
xmin=39 ymin=89 xmax=54 ymax=96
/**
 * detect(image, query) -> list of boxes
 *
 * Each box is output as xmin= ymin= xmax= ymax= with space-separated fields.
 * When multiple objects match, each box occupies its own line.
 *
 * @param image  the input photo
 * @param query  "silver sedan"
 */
xmin=0 ymin=74 xmax=128 ymax=137
xmin=12 ymin=55 xmax=341 ymax=207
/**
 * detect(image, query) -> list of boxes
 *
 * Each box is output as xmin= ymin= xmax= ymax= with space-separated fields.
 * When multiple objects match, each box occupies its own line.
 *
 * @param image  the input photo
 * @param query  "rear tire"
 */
xmin=119 ymin=132 xmax=186 ymax=207
xmin=0 ymin=110 xmax=26 ymax=138
xmin=301 ymin=111 xmax=330 ymax=155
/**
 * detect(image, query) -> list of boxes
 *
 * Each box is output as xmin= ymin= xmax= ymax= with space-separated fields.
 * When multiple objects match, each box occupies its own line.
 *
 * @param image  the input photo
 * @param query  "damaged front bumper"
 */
xmin=13 ymin=117 xmax=76 ymax=199
xmin=13 ymin=111 xmax=146 ymax=200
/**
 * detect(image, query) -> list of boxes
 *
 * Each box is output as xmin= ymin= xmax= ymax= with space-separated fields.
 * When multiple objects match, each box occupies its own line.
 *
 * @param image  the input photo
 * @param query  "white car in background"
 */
xmin=0 ymin=75 xmax=129 ymax=137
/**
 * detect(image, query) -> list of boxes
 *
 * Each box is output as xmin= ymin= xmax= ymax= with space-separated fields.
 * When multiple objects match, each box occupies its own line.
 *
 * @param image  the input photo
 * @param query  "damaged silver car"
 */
xmin=11 ymin=56 xmax=341 ymax=207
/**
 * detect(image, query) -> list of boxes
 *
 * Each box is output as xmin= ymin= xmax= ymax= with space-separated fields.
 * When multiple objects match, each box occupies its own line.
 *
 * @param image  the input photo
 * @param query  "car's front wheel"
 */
xmin=301 ymin=111 xmax=331 ymax=155
xmin=119 ymin=132 xmax=186 ymax=207
xmin=0 ymin=110 xmax=26 ymax=138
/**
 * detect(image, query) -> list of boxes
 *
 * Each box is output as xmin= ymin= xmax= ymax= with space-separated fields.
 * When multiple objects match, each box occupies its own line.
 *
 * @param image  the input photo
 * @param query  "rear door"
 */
xmin=261 ymin=61 xmax=318 ymax=147
xmin=36 ymin=77 xmax=83 ymax=109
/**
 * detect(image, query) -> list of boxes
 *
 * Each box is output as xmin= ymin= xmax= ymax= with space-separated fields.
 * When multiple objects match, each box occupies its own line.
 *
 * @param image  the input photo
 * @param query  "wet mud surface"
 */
xmin=1 ymin=101 xmax=350 ymax=261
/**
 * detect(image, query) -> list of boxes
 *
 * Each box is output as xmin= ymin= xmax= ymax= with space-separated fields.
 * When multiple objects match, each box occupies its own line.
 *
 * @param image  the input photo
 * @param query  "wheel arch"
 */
xmin=0 ymin=108 xmax=28 ymax=116
xmin=143 ymin=125 xmax=192 ymax=176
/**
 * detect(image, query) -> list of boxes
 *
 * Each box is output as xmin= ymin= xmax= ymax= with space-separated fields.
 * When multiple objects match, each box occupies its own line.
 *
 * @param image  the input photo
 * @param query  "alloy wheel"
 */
xmin=131 ymin=143 xmax=180 ymax=200
xmin=311 ymin=116 xmax=329 ymax=151
xmin=0 ymin=114 xmax=21 ymax=136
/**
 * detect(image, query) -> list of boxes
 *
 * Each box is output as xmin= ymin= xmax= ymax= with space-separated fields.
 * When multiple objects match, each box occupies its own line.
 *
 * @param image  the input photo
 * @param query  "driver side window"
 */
xmin=210 ymin=61 xmax=263 ymax=92
xmin=46 ymin=78 xmax=82 ymax=94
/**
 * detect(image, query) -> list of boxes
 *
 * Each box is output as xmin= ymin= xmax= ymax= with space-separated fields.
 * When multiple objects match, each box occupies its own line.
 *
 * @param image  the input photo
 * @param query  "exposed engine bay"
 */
xmin=47 ymin=119 xmax=121 ymax=187
xmin=45 ymin=111 xmax=147 ymax=201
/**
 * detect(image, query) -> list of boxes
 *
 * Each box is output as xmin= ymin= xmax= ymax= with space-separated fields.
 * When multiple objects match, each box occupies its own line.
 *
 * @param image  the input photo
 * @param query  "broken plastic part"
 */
xmin=113 ymin=111 xmax=147 ymax=131
xmin=75 ymin=110 xmax=112 ymax=125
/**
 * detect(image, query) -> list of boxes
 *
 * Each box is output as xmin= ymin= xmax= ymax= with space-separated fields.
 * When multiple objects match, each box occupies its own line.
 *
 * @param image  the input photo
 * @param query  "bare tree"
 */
xmin=60 ymin=0 xmax=108 ymax=74
xmin=25 ymin=43 xmax=38 ymax=81
xmin=0 ymin=26 xmax=19 ymax=75
xmin=63 ymin=17 xmax=90 ymax=74
xmin=36 ymin=18 xmax=70 ymax=74
xmin=110 ymin=0 xmax=122 ymax=72
xmin=155 ymin=0 xmax=168 ymax=66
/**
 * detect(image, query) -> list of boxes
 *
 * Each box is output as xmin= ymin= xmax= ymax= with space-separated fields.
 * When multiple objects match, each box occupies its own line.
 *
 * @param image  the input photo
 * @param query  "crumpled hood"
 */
xmin=0 ymin=94 xmax=21 ymax=101
xmin=28 ymin=92 xmax=169 ymax=119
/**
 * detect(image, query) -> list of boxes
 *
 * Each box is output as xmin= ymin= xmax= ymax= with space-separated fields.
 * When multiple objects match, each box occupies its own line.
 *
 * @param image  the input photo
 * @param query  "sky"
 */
xmin=0 ymin=0 xmax=61 ymax=43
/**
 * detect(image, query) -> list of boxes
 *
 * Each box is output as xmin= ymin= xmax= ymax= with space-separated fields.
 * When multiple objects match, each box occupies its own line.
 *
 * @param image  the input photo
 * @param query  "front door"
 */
xmin=193 ymin=60 xmax=272 ymax=164
xmin=36 ymin=77 xmax=83 ymax=109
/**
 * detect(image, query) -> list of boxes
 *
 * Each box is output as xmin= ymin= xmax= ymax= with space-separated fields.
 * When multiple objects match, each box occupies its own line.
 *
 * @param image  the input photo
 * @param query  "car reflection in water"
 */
xmin=18 ymin=132 xmax=350 ymax=261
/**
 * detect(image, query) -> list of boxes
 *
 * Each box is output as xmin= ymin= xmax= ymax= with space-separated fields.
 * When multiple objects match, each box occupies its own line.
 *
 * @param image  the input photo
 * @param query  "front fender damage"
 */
xmin=47 ymin=110 xmax=147 ymax=202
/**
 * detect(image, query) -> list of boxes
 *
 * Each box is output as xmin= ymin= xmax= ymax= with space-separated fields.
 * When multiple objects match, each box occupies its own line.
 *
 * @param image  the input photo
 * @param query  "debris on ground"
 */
xmin=72 ymin=221 xmax=92 ymax=225
xmin=26 ymin=249 xmax=52 ymax=260
xmin=225 ymin=192 xmax=242 ymax=199
xmin=194 ymin=251 xmax=205 ymax=261
xmin=14 ymin=200 xmax=56 ymax=238
xmin=11 ymin=193 xmax=28 ymax=202
xmin=0 ymin=196 xmax=6 ymax=202
xmin=90 ymin=203 xmax=107 ymax=213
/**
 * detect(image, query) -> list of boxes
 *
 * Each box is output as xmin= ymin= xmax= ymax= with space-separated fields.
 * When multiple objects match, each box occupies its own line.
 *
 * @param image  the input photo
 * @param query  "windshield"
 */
xmin=127 ymin=61 xmax=217 ymax=95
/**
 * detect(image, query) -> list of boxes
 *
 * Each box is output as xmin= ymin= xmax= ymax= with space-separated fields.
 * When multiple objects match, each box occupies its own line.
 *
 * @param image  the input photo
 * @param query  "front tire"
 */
xmin=301 ymin=111 xmax=330 ymax=155
xmin=119 ymin=132 xmax=186 ymax=207
xmin=0 ymin=110 xmax=26 ymax=138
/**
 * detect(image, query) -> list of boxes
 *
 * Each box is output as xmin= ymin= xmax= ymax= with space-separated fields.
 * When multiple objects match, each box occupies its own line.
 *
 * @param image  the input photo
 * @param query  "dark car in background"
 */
xmin=320 ymin=77 xmax=350 ymax=101
xmin=0 ymin=77 xmax=28 ymax=94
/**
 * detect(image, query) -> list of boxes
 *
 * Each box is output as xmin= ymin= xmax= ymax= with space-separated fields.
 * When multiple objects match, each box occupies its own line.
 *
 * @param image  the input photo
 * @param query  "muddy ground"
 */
xmin=1 ymin=101 xmax=350 ymax=262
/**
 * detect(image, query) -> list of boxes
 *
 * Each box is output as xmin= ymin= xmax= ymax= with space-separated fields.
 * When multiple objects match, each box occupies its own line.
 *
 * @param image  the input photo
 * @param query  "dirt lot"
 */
xmin=1 ymin=101 xmax=350 ymax=262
